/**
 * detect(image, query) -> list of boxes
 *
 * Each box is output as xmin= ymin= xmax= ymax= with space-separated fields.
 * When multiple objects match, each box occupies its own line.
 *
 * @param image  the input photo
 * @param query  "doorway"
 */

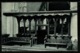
xmin=37 ymin=25 xmax=47 ymax=44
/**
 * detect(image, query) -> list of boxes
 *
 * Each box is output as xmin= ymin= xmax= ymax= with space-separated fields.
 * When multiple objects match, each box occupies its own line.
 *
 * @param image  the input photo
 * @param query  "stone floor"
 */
xmin=1 ymin=44 xmax=73 ymax=51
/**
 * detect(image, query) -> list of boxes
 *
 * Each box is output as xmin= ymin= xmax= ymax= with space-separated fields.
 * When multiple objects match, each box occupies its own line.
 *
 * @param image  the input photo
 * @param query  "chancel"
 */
xmin=1 ymin=2 xmax=78 ymax=51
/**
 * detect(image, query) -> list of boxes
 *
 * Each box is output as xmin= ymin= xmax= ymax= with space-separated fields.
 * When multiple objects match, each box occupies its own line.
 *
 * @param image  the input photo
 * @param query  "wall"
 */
xmin=1 ymin=3 xmax=14 ymax=36
xmin=1 ymin=2 xmax=78 ymax=39
xmin=1 ymin=2 xmax=41 ymax=37
xmin=70 ymin=2 xmax=77 ymax=41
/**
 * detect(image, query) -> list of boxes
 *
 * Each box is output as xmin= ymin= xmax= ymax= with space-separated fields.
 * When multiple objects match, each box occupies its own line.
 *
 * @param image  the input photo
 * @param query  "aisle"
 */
xmin=2 ymin=44 xmax=68 ymax=51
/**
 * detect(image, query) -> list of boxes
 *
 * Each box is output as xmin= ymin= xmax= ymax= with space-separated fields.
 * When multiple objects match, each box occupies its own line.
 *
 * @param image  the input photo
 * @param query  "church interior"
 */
xmin=1 ymin=2 xmax=78 ymax=51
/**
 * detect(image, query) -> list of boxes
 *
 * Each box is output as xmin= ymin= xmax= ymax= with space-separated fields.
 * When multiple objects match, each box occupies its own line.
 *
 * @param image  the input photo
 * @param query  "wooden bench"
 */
xmin=1 ymin=37 xmax=32 ymax=46
xmin=1 ymin=34 xmax=37 ymax=47
xmin=44 ymin=35 xmax=73 ymax=50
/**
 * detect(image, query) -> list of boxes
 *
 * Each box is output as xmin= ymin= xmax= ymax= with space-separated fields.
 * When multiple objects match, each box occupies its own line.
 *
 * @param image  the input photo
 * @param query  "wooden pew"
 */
xmin=44 ymin=35 xmax=73 ymax=50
